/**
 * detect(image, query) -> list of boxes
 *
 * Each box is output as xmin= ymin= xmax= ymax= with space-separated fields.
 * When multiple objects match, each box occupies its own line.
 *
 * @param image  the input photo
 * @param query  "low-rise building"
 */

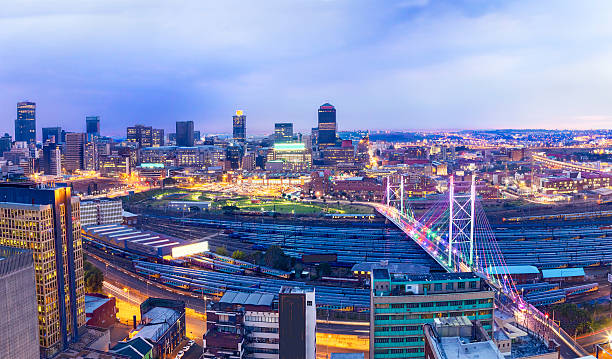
xmin=85 ymin=294 xmax=117 ymax=328
xmin=370 ymin=269 xmax=495 ymax=359
xmin=80 ymin=199 xmax=123 ymax=227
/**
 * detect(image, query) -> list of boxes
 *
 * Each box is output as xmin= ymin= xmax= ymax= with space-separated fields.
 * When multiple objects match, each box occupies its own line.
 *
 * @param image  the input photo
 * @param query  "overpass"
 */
xmin=533 ymin=154 xmax=603 ymax=174
xmin=376 ymin=174 xmax=589 ymax=358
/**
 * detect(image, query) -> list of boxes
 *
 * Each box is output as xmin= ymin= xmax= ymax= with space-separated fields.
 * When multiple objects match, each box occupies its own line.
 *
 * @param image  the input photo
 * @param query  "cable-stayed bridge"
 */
xmin=375 ymin=174 xmax=589 ymax=358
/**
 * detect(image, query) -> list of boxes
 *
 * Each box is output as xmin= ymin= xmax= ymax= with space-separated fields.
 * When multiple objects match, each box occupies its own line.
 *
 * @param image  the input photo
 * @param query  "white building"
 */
xmin=80 ymin=199 xmax=123 ymax=227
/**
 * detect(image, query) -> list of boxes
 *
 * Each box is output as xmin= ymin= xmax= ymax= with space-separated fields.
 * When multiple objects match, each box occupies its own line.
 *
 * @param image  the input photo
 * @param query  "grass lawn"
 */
xmin=128 ymin=188 xmax=374 ymax=215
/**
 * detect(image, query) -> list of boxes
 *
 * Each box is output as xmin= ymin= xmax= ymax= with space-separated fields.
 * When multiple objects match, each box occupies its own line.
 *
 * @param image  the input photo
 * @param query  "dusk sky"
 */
xmin=2 ymin=0 xmax=612 ymax=138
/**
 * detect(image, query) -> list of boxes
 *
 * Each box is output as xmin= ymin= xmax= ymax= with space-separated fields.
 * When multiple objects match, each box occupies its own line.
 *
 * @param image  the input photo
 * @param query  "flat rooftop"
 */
xmin=438 ymin=337 xmax=504 ymax=359
xmin=220 ymin=291 xmax=275 ymax=307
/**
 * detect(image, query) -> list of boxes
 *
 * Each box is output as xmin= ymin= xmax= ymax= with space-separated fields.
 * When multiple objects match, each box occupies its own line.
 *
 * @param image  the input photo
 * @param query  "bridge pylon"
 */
xmin=385 ymin=174 xmax=414 ymax=220
xmin=447 ymin=175 xmax=475 ymax=272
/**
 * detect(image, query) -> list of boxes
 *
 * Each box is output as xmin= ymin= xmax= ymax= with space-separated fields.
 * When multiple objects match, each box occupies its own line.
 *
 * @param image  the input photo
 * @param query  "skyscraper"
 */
xmin=0 ymin=184 xmax=86 ymax=357
xmin=152 ymin=128 xmax=165 ymax=147
xmin=42 ymin=127 xmax=62 ymax=144
xmin=64 ymin=132 xmax=86 ymax=172
xmin=176 ymin=121 xmax=194 ymax=147
xmin=0 ymin=133 xmax=12 ymax=156
xmin=317 ymin=103 xmax=336 ymax=147
xmin=127 ymin=125 xmax=153 ymax=148
xmin=15 ymin=101 xmax=36 ymax=144
xmin=42 ymin=142 xmax=62 ymax=176
xmin=274 ymin=123 xmax=293 ymax=143
xmin=0 ymin=246 xmax=40 ymax=359
xmin=232 ymin=110 xmax=246 ymax=143
xmin=85 ymin=116 xmax=100 ymax=140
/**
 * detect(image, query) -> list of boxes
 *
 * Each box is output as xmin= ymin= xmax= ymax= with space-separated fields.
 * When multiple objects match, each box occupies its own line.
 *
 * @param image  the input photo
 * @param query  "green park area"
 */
xmin=124 ymin=188 xmax=373 ymax=215
xmin=216 ymin=196 xmax=374 ymax=215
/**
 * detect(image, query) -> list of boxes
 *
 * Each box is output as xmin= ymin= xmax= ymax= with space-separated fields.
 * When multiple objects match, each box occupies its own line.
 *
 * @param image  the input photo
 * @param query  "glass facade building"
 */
xmin=0 ymin=184 xmax=86 ymax=358
xmin=85 ymin=116 xmax=100 ymax=140
xmin=317 ymin=103 xmax=336 ymax=147
xmin=233 ymin=110 xmax=246 ymax=143
xmin=176 ymin=121 xmax=194 ymax=147
xmin=370 ymin=269 xmax=494 ymax=359
xmin=15 ymin=101 xmax=36 ymax=144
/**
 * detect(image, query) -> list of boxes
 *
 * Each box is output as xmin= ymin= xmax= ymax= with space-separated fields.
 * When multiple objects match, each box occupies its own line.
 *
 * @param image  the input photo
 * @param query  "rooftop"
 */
xmin=352 ymin=261 xmax=429 ymax=275
xmin=438 ymin=337 xmax=504 ymax=359
xmin=542 ymin=267 xmax=585 ymax=278
xmin=85 ymin=294 xmax=111 ymax=314
xmin=219 ymin=291 xmax=275 ymax=307
xmin=485 ymin=265 xmax=540 ymax=275
xmin=133 ymin=306 xmax=180 ymax=342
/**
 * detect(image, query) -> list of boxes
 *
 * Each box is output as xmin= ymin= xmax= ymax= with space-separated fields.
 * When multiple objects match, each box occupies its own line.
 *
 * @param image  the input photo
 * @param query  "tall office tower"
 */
xmin=0 ymin=184 xmax=85 ymax=357
xmin=232 ymin=110 xmax=246 ymax=143
xmin=369 ymin=269 xmax=495 ymax=359
xmin=85 ymin=116 xmax=100 ymax=141
xmin=279 ymin=287 xmax=316 ymax=359
xmin=0 ymin=246 xmax=40 ymax=359
xmin=64 ymin=132 xmax=86 ymax=172
xmin=0 ymin=133 xmax=12 ymax=156
xmin=15 ymin=101 xmax=37 ymax=144
xmin=152 ymin=128 xmax=165 ymax=147
xmin=42 ymin=127 xmax=62 ymax=144
xmin=317 ymin=103 xmax=336 ymax=147
xmin=42 ymin=142 xmax=62 ymax=176
xmin=193 ymin=130 xmax=201 ymax=142
xmin=176 ymin=121 xmax=194 ymax=147
xmin=225 ymin=143 xmax=244 ymax=170
xmin=84 ymin=141 xmax=98 ymax=171
xmin=274 ymin=123 xmax=293 ymax=143
xmin=127 ymin=124 xmax=153 ymax=148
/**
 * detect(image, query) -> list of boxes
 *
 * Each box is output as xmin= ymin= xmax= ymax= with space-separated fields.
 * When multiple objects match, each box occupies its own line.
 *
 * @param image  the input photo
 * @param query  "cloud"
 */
xmin=1 ymin=0 xmax=612 ymax=137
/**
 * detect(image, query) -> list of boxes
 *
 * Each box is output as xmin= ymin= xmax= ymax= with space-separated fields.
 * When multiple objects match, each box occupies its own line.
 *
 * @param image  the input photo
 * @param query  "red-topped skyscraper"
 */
xmin=317 ymin=103 xmax=336 ymax=147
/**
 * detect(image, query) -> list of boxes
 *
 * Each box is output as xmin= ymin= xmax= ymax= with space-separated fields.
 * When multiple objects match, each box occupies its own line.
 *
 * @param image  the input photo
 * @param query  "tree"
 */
xmin=318 ymin=263 xmax=332 ymax=277
xmin=261 ymin=245 xmax=291 ymax=271
xmin=232 ymin=250 xmax=246 ymax=260
xmin=84 ymin=261 xmax=103 ymax=293
xmin=216 ymin=246 xmax=229 ymax=257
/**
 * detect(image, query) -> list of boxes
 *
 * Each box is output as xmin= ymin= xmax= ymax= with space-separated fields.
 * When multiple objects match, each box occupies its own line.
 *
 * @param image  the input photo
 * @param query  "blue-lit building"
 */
xmin=317 ymin=103 xmax=336 ymax=147
xmin=15 ymin=101 xmax=36 ymax=143
xmin=370 ymin=269 xmax=494 ymax=359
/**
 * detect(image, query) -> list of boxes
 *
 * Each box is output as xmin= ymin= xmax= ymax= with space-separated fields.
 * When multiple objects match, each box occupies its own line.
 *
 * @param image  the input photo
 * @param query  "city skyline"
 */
xmin=2 ymin=1 xmax=612 ymax=136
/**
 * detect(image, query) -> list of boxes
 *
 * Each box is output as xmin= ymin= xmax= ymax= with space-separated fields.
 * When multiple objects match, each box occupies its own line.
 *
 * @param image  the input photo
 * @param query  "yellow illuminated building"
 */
xmin=0 ymin=184 xmax=85 ymax=357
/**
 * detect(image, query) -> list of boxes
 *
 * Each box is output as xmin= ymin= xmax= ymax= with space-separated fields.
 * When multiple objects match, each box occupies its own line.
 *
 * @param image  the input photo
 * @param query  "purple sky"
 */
xmin=1 ymin=0 xmax=612 ymax=138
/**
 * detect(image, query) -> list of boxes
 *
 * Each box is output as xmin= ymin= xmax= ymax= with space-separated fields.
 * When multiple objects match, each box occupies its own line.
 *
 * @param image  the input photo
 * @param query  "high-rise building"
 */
xmin=176 ymin=121 xmax=194 ymax=147
xmin=127 ymin=125 xmax=153 ymax=148
xmin=85 ymin=116 xmax=100 ymax=141
xmin=274 ymin=123 xmax=293 ymax=143
xmin=42 ymin=142 xmax=62 ymax=176
xmin=0 ymin=184 xmax=86 ymax=357
xmin=64 ymin=132 xmax=86 ymax=172
xmin=369 ymin=269 xmax=495 ymax=359
xmin=233 ymin=110 xmax=246 ymax=143
xmin=42 ymin=127 xmax=62 ymax=144
xmin=152 ymin=128 xmax=165 ymax=147
xmin=84 ymin=141 xmax=99 ymax=171
xmin=226 ymin=143 xmax=244 ymax=170
xmin=317 ymin=103 xmax=336 ymax=147
xmin=0 ymin=133 xmax=12 ymax=156
xmin=279 ymin=287 xmax=316 ymax=359
xmin=15 ymin=101 xmax=36 ymax=144
xmin=194 ymin=130 xmax=201 ymax=142
xmin=0 ymin=246 xmax=40 ymax=359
